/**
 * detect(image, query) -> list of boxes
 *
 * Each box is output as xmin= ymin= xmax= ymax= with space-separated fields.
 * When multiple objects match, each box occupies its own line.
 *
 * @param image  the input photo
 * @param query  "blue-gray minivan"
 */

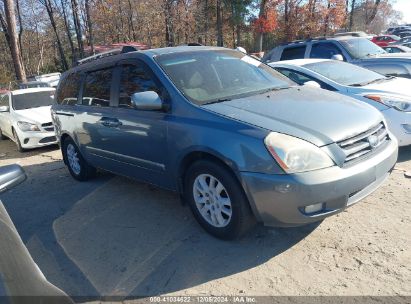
xmin=51 ymin=46 xmax=398 ymax=239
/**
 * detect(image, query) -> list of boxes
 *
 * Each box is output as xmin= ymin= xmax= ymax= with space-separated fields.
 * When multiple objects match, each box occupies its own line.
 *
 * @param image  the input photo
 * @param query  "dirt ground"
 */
xmin=0 ymin=138 xmax=410 ymax=300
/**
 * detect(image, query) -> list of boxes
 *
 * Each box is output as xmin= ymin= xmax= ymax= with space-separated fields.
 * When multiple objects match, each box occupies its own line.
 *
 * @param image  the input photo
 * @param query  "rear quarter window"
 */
xmin=56 ymin=73 xmax=81 ymax=105
xmin=280 ymin=46 xmax=306 ymax=60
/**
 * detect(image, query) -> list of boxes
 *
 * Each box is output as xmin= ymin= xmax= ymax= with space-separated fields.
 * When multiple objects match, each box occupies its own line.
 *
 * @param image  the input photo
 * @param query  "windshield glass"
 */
xmin=155 ymin=49 xmax=294 ymax=105
xmin=12 ymin=90 xmax=55 ymax=110
xmin=304 ymin=61 xmax=386 ymax=86
xmin=339 ymin=38 xmax=386 ymax=59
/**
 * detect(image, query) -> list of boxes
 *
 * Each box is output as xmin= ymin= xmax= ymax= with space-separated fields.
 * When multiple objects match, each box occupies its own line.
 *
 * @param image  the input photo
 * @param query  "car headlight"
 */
xmin=364 ymin=95 xmax=411 ymax=112
xmin=264 ymin=132 xmax=334 ymax=174
xmin=17 ymin=121 xmax=40 ymax=132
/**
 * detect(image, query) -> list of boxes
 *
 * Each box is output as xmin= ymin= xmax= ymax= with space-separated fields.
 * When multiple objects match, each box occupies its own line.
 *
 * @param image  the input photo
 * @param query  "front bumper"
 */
xmin=382 ymin=108 xmax=411 ymax=146
xmin=240 ymin=138 xmax=398 ymax=227
xmin=15 ymin=129 xmax=58 ymax=149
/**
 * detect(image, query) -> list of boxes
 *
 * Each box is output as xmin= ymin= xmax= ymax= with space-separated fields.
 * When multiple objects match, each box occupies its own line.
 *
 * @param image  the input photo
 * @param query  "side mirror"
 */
xmin=331 ymin=54 xmax=344 ymax=61
xmin=131 ymin=91 xmax=163 ymax=111
xmin=304 ymin=81 xmax=322 ymax=89
xmin=0 ymin=106 xmax=9 ymax=112
xmin=0 ymin=165 xmax=26 ymax=193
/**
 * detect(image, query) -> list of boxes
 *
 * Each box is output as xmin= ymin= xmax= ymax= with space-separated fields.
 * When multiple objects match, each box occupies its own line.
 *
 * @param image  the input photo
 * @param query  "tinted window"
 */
xmin=56 ymin=73 xmax=81 ymax=105
xmin=156 ymin=50 xmax=293 ymax=105
xmin=12 ymin=90 xmax=55 ymax=110
xmin=276 ymin=68 xmax=337 ymax=91
xmin=280 ymin=46 xmax=306 ymax=60
xmin=118 ymin=64 xmax=161 ymax=108
xmin=310 ymin=42 xmax=344 ymax=59
xmin=82 ymin=69 xmax=112 ymax=107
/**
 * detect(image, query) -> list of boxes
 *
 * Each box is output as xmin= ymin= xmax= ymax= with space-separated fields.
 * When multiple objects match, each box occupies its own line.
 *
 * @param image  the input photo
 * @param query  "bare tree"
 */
xmin=38 ymin=0 xmax=68 ymax=70
xmin=3 ymin=0 xmax=26 ymax=81
xmin=85 ymin=0 xmax=94 ymax=53
xmin=216 ymin=0 xmax=223 ymax=46
xmin=71 ymin=0 xmax=84 ymax=58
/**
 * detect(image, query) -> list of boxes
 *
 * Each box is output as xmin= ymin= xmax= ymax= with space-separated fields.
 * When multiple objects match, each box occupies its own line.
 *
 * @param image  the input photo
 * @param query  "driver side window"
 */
xmin=310 ymin=42 xmax=345 ymax=60
xmin=118 ymin=63 xmax=162 ymax=108
xmin=0 ymin=94 xmax=10 ymax=107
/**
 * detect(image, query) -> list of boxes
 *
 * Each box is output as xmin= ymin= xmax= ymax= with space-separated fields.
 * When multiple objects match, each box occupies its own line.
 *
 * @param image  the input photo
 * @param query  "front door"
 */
xmin=95 ymin=60 xmax=170 ymax=188
xmin=0 ymin=93 xmax=12 ymax=138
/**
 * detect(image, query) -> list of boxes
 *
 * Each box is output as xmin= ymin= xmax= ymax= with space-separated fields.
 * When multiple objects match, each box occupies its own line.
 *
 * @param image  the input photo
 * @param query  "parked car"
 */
xmin=386 ymin=26 xmax=411 ymax=34
xmin=52 ymin=46 xmax=398 ymax=239
xmin=0 ymin=164 xmax=73 ymax=303
xmin=382 ymin=45 xmax=411 ymax=53
xmin=27 ymin=72 xmax=61 ymax=88
xmin=334 ymin=31 xmax=374 ymax=39
xmin=18 ymin=81 xmax=52 ymax=89
xmin=262 ymin=37 xmax=411 ymax=79
xmin=371 ymin=35 xmax=400 ymax=47
xmin=393 ymin=30 xmax=411 ymax=38
xmin=270 ymin=59 xmax=411 ymax=146
xmin=391 ymin=36 xmax=411 ymax=45
xmin=0 ymin=87 xmax=57 ymax=152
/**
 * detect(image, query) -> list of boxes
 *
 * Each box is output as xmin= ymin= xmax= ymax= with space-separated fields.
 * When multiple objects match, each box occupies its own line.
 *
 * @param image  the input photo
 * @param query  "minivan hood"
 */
xmin=203 ymin=87 xmax=382 ymax=146
xmin=14 ymin=106 xmax=52 ymax=124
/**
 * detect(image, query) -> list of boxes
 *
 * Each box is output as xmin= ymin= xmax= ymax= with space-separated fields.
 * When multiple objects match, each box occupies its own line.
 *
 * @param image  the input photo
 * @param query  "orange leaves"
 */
xmin=253 ymin=9 xmax=277 ymax=33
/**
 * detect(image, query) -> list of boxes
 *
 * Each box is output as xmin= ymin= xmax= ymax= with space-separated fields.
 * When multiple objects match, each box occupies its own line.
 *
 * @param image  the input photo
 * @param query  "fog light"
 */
xmin=401 ymin=124 xmax=411 ymax=134
xmin=304 ymin=203 xmax=323 ymax=214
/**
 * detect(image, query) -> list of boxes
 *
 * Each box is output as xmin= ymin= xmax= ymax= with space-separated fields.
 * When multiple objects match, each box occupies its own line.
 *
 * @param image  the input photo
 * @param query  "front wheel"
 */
xmin=0 ymin=128 xmax=6 ymax=140
xmin=12 ymin=129 xmax=25 ymax=152
xmin=184 ymin=160 xmax=254 ymax=240
xmin=62 ymin=138 xmax=96 ymax=181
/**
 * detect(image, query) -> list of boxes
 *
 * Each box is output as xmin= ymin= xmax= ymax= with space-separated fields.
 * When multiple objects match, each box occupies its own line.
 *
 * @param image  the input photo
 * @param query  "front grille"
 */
xmin=338 ymin=122 xmax=389 ymax=165
xmin=41 ymin=122 xmax=54 ymax=132
xmin=39 ymin=136 xmax=56 ymax=143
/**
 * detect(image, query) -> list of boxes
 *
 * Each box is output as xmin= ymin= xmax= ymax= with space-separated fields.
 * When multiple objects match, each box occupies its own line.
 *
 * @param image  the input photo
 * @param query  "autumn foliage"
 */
xmin=253 ymin=10 xmax=277 ymax=33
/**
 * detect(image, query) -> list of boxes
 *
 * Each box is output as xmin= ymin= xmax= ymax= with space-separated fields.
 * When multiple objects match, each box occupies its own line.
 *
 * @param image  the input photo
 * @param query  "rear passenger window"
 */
xmin=56 ymin=73 xmax=81 ymax=105
xmin=118 ymin=64 xmax=161 ymax=108
xmin=310 ymin=42 xmax=345 ymax=60
xmin=280 ymin=46 xmax=306 ymax=60
xmin=82 ymin=69 xmax=112 ymax=107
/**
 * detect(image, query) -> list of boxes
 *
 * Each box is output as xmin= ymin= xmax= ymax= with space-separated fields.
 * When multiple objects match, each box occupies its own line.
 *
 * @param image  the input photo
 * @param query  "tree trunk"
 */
xmin=216 ymin=0 xmax=223 ymax=46
xmin=3 ymin=0 xmax=26 ymax=81
xmin=43 ymin=0 xmax=68 ymax=70
xmin=60 ymin=0 xmax=76 ymax=63
xmin=164 ymin=0 xmax=174 ymax=46
xmin=366 ymin=0 xmax=381 ymax=26
xmin=349 ymin=0 xmax=356 ymax=31
xmin=85 ymin=0 xmax=94 ymax=53
xmin=71 ymin=0 xmax=84 ymax=58
xmin=15 ymin=0 xmax=23 ymax=66
xmin=256 ymin=0 xmax=267 ymax=51
xmin=127 ymin=0 xmax=136 ymax=41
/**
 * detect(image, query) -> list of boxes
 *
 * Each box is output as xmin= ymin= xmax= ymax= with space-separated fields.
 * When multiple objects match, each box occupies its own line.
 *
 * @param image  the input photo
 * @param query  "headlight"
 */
xmin=264 ymin=132 xmax=334 ymax=173
xmin=17 ymin=121 xmax=40 ymax=132
xmin=364 ymin=95 xmax=411 ymax=112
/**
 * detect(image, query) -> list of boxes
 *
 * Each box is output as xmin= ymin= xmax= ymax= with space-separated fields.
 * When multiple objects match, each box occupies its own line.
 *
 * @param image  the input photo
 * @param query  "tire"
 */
xmin=0 ymin=128 xmax=6 ymax=140
xmin=62 ymin=137 xmax=96 ymax=181
xmin=12 ymin=129 xmax=25 ymax=152
xmin=184 ymin=160 xmax=254 ymax=240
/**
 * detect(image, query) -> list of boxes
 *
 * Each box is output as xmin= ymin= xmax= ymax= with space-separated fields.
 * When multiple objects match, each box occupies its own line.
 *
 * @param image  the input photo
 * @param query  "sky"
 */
xmin=393 ymin=0 xmax=411 ymax=23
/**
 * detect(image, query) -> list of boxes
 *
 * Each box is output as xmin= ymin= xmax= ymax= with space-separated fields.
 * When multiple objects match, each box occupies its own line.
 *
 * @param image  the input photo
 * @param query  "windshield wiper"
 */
xmin=203 ymin=98 xmax=232 ymax=105
xmin=350 ymin=77 xmax=390 ymax=87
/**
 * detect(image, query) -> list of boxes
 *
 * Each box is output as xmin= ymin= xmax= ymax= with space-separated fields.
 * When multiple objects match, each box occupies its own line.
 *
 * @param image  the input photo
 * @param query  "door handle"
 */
xmin=99 ymin=117 xmax=122 ymax=128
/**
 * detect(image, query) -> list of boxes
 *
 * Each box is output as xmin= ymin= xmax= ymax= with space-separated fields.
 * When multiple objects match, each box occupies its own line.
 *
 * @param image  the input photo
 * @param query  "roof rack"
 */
xmin=280 ymin=36 xmax=328 ymax=46
xmin=76 ymin=45 xmax=140 ymax=66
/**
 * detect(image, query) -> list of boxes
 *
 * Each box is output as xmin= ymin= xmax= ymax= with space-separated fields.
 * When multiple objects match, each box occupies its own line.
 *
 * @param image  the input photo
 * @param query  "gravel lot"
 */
xmin=0 ymin=138 xmax=410 ymax=300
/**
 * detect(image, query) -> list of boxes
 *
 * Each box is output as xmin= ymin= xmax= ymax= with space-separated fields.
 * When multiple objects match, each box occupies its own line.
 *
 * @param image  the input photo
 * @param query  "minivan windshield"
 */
xmin=12 ymin=90 xmax=55 ymax=110
xmin=339 ymin=38 xmax=386 ymax=59
xmin=304 ymin=60 xmax=387 ymax=86
xmin=155 ymin=49 xmax=294 ymax=105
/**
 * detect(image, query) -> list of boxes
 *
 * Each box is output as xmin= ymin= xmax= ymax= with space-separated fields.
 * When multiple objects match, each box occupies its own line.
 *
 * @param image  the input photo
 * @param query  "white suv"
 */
xmin=0 ymin=88 xmax=57 ymax=152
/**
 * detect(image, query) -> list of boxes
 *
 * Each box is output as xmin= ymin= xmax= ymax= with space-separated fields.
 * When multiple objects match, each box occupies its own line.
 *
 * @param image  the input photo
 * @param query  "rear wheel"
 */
xmin=12 ymin=129 xmax=25 ymax=152
xmin=184 ymin=160 xmax=254 ymax=240
xmin=62 ymin=137 xmax=96 ymax=181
